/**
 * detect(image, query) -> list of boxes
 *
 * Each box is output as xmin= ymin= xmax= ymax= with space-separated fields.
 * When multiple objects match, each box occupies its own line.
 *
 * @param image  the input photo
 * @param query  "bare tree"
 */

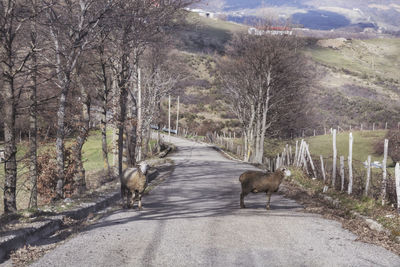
xmin=218 ymin=32 xmax=309 ymax=163
xmin=44 ymin=0 xmax=110 ymax=198
xmin=0 ymin=0 xmax=34 ymax=213
xmin=140 ymin=45 xmax=182 ymax=155
xmin=94 ymin=28 xmax=112 ymax=178
xmin=28 ymin=0 xmax=41 ymax=208
xmin=107 ymin=0 xmax=195 ymax=180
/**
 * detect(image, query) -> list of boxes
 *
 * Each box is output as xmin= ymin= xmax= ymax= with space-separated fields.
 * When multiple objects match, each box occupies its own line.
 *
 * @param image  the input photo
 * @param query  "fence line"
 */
xmin=182 ymin=129 xmax=400 ymax=212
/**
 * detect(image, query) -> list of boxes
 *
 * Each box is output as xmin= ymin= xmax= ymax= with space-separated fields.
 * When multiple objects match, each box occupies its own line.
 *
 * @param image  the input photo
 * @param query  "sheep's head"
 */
xmin=279 ymin=167 xmax=291 ymax=178
xmin=138 ymin=162 xmax=149 ymax=175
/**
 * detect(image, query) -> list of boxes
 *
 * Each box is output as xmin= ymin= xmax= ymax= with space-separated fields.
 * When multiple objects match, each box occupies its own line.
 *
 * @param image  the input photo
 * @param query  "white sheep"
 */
xmin=121 ymin=162 xmax=149 ymax=210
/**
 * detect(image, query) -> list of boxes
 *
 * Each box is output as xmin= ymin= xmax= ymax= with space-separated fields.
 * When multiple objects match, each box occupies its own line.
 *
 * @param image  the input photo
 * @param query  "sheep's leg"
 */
xmin=240 ymin=192 xmax=247 ymax=209
xmin=126 ymin=190 xmax=133 ymax=208
xmin=131 ymin=192 xmax=137 ymax=208
xmin=121 ymin=184 xmax=128 ymax=209
xmin=266 ymin=191 xmax=272 ymax=210
xmin=138 ymin=193 xmax=143 ymax=211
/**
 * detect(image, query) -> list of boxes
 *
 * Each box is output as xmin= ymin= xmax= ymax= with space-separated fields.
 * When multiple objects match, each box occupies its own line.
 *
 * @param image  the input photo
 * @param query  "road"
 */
xmin=31 ymin=136 xmax=400 ymax=266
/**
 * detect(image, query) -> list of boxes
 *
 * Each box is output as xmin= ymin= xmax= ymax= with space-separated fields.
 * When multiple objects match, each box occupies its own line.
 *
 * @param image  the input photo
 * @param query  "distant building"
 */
xmin=187 ymin=8 xmax=215 ymax=19
xmin=248 ymin=26 xmax=293 ymax=36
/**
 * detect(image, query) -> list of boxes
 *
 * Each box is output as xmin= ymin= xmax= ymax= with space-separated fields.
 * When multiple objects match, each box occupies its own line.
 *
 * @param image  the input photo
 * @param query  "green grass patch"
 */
xmin=304 ymin=130 xmax=387 ymax=163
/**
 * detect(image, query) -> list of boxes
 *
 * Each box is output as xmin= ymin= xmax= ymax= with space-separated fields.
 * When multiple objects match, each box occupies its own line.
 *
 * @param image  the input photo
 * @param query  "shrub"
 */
xmin=37 ymin=147 xmax=76 ymax=203
xmin=374 ymin=130 xmax=400 ymax=162
xmin=387 ymin=130 xmax=400 ymax=163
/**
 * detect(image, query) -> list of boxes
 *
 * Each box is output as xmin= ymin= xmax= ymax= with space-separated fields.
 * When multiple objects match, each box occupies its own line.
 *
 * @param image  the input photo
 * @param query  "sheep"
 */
xmin=239 ymin=167 xmax=291 ymax=210
xmin=121 ymin=162 xmax=149 ymax=210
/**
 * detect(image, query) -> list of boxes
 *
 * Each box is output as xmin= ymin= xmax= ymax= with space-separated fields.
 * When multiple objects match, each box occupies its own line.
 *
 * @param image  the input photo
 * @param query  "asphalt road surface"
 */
xmin=31 ymin=136 xmax=400 ymax=266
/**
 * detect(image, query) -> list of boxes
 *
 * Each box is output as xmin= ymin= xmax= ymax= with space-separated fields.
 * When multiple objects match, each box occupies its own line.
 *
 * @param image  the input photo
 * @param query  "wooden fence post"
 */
xmin=365 ymin=155 xmax=371 ymax=196
xmin=385 ymin=122 xmax=388 ymax=130
xmin=295 ymin=140 xmax=299 ymax=166
xmin=395 ymin=162 xmax=400 ymax=213
xmin=301 ymin=144 xmax=309 ymax=175
xmin=296 ymin=141 xmax=301 ymax=166
xmin=286 ymin=144 xmax=290 ymax=166
xmin=373 ymin=123 xmax=375 ymax=131
xmin=297 ymin=140 xmax=305 ymax=167
xmin=340 ymin=156 xmax=345 ymax=191
xmin=320 ymin=155 xmax=326 ymax=182
xmin=168 ymin=95 xmax=171 ymax=143
xmin=332 ymin=129 xmax=337 ymax=187
xmin=276 ymin=155 xmax=280 ymax=169
xmin=381 ymin=139 xmax=389 ymax=205
xmin=176 ymin=96 xmax=180 ymax=135
xmin=306 ymin=144 xmax=317 ymax=179
xmin=348 ymin=132 xmax=353 ymax=195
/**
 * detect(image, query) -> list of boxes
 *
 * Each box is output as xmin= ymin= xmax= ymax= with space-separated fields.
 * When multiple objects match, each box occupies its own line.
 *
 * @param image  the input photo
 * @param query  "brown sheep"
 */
xmin=239 ymin=167 xmax=291 ymax=210
xmin=121 ymin=162 xmax=149 ymax=210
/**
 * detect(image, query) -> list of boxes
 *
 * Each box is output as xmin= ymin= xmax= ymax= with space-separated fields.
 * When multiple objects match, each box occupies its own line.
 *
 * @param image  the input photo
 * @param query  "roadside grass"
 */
xmin=284 ymin=130 xmax=400 ymax=239
xmin=287 ymin=167 xmax=400 ymax=240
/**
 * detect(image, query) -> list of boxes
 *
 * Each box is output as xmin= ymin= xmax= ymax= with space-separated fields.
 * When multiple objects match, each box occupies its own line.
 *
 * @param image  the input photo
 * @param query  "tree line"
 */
xmin=217 ymin=30 xmax=310 ymax=164
xmin=0 ymin=0 xmax=195 ymax=214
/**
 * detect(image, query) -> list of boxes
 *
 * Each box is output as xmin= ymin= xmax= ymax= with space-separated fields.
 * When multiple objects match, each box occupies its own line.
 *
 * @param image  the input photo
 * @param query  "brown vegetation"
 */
xmin=0 ymin=0 xmax=196 ymax=214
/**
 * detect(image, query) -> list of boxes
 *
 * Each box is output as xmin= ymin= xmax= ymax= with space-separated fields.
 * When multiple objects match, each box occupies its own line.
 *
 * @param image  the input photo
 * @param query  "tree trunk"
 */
xmin=112 ymin=78 xmax=120 ymax=176
xmin=55 ymin=85 xmax=69 ymax=199
xmin=72 ymin=76 xmax=90 ymax=195
xmin=257 ymin=95 xmax=270 ymax=164
xmin=100 ymin=54 xmax=111 ymax=178
xmin=125 ymin=93 xmax=137 ymax=168
xmin=101 ymin=100 xmax=110 ymax=177
xmin=136 ymin=68 xmax=142 ymax=162
xmin=118 ymin=87 xmax=127 ymax=178
xmin=3 ymin=69 xmax=17 ymax=213
xmin=29 ymin=47 xmax=38 ymax=208
xmin=157 ymin=102 xmax=161 ymax=153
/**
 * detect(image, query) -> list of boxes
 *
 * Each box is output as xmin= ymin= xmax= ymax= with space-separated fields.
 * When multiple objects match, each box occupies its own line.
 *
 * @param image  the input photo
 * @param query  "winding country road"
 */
xmin=31 ymin=136 xmax=400 ymax=266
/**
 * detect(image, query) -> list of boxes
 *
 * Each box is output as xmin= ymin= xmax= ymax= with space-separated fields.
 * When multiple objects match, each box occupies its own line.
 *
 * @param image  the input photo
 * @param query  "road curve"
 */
xmin=31 ymin=136 xmax=400 ymax=266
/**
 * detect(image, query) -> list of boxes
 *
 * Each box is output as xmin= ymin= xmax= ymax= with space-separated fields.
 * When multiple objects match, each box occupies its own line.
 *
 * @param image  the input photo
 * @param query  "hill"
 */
xmin=170 ymin=13 xmax=400 ymax=137
xmin=304 ymin=38 xmax=400 ymax=131
xmin=197 ymin=0 xmax=400 ymax=33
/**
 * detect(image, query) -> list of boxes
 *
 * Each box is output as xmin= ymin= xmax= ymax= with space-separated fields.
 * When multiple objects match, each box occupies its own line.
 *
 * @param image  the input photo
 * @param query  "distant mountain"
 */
xmin=198 ymin=0 xmax=400 ymax=32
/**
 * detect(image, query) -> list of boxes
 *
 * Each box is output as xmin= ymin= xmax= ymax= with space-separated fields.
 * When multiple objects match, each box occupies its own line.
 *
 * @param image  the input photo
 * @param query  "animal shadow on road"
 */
xmin=81 ymin=160 xmax=306 ymax=233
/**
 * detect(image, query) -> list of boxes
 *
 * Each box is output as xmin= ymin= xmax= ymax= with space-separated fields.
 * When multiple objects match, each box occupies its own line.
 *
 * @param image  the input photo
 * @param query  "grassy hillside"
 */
xmin=307 ymin=38 xmax=400 ymax=83
xmin=177 ymin=12 xmax=246 ymax=53
xmin=173 ymin=13 xmax=400 ymax=136
xmin=303 ymin=38 xmax=400 ymax=129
